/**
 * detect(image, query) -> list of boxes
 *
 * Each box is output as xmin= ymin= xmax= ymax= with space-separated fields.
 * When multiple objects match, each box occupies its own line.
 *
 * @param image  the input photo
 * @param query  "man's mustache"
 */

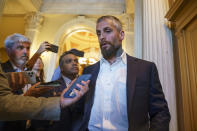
xmin=20 ymin=54 xmax=29 ymax=59
xmin=100 ymin=41 xmax=111 ymax=47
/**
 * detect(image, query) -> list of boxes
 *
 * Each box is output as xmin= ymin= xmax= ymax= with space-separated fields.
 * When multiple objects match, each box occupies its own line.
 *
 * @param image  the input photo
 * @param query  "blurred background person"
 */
xmin=32 ymin=57 xmax=45 ymax=83
xmin=0 ymin=33 xmax=52 ymax=131
xmin=51 ymin=48 xmax=84 ymax=81
xmin=23 ymin=57 xmax=49 ymax=97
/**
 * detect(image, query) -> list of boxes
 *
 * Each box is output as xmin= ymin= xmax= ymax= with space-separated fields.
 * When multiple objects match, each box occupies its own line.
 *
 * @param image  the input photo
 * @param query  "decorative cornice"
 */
xmin=165 ymin=0 xmax=186 ymax=21
xmin=40 ymin=1 xmax=125 ymax=15
xmin=165 ymin=0 xmax=197 ymax=32
xmin=164 ymin=19 xmax=176 ymax=29
xmin=17 ymin=0 xmax=42 ymax=12
xmin=31 ymin=0 xmax=43 ymax=11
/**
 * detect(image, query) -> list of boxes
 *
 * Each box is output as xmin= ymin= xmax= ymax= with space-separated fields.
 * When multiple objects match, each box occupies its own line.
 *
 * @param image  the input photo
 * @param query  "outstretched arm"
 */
xmin=0 ymin=66 xmax=89 ymax=121
xmin=25 ymin=41 xmax=51 ymax=70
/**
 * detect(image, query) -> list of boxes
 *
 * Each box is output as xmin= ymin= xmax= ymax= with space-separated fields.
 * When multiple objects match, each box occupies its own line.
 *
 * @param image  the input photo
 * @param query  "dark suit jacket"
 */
xmin=51 ymin=77 xmax=85 ymax=131
xmin=75 ymin=54 xmax=170 ymax=131
xmin=1 ymin=60 xmax=15 ymax=73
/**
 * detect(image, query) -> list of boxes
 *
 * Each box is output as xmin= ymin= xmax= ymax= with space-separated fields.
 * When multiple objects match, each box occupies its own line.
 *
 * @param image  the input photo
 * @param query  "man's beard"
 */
xmin=100 ymin=43 xmax=119 ymax=59
xmin=14 ymin=56 xmax=29 ymax=68
xmin=15 ymin=59 xmax=27 ymax=67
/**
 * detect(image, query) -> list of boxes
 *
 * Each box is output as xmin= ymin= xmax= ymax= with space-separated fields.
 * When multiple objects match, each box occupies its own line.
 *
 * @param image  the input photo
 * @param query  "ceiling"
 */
xmin=2 ymin=0 xmax=42 ymax=15
xmin=2 ymin=0 xmax=134 ymax=15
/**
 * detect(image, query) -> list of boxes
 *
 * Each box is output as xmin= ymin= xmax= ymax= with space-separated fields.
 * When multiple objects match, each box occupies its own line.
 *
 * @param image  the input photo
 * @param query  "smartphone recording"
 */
xmin=47 ymin=44 xmax=59 ymax=53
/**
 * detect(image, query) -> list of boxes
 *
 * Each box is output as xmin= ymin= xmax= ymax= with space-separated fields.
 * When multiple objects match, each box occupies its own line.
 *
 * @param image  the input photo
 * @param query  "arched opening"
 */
xmin=59 ymin=29 xmax=100 ymax=74
xmin=45 ymin=16 xmax=100 ymax=80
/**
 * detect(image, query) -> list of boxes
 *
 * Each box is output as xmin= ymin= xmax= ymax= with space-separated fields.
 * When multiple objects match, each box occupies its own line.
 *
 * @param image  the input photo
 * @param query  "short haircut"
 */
xmin=59 ymin=49 xmax=84 ymax=68
xmin=59 ymin=51 xmax=75 ymax=68
xmin=97 ymin=15 xmax=123 ymax=31
xmin=4 ymin=33 xmax=31 ymax=48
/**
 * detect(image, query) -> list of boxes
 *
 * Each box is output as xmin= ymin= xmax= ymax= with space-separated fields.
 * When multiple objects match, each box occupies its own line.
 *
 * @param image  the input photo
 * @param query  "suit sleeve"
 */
xmin=149 ymin=63 xmax=171 ymax=131
xmin=0 ymin=66 xmax=61 ymax=121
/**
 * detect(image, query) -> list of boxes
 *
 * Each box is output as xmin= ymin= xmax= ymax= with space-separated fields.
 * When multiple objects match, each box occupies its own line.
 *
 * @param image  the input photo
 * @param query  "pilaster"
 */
xmin=134 ymin=0 xmax=143 ymax=59
xmin=24 ymin=12 xmax=44 ymax=56
xmin=142 ymin=0 xmax=177 ymax=130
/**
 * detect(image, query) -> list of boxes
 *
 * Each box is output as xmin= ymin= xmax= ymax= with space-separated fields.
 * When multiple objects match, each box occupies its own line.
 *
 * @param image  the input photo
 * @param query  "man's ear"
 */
xmin=119 ymin=30 xmax=125 ymax=41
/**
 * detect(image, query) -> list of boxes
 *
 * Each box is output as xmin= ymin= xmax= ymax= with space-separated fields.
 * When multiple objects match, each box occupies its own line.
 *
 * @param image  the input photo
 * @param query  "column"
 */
xmin=143 ymin=0 xmax=177 ymax=130
xmin=24 ymin=12 xmax=44 ymax=56
xmin=134 ymin=0 xmax=143 ymax=58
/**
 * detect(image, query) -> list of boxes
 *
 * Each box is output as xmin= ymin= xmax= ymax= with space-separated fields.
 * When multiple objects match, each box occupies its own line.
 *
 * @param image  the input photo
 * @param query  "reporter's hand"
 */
xmin=60 ymin=79 xmax=90 ymax=108
xmin=24 ymin=82 xmax=53 ymax=97
xmin=36 ymin=41 xmax=51 ymax=54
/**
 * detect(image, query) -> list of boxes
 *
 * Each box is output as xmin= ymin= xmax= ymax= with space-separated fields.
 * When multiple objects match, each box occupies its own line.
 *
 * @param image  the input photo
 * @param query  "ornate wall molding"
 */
xmin=25 ymin=12 xmax=44 ymax=30
xmin=17 ymin=0 xmax=42 ymax=12
xmin=164 ymin=19 xmax=176 ymax=29
xmin=31 ymin=0 xmax=42 ymax=11
xmin=165 ymin=0 xmax=186 ymax=21
xmin=41 ymin=0 xmax=125 ymax=15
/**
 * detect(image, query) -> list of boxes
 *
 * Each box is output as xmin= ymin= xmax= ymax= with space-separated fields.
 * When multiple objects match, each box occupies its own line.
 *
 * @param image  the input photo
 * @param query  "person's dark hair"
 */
xmin=59 ymin=52 xmax=75 ymax=68
xmin=97 ymin=15 xmax=123 ymax=31
xmin=59 ymin=49 xmax=84 ymax=68
xmin=39 ymin=68 xmax=44 ymax=82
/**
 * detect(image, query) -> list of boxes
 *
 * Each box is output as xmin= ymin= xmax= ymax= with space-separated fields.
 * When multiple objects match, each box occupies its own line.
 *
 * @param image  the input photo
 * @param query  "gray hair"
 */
xmin=97 ymin=15 xmax=123 ymax=31
xmin=4 ymin=33 xmax=31 ymax=48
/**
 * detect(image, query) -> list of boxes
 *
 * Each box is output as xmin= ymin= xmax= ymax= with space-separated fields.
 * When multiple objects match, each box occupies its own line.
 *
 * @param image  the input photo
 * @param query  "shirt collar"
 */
xmin=10 ymin=61 xmax=23 ymax=72
xmin=61 ymin=75 xmax=72 ymax=86
xmin=100 ymin=51 xmax=127 ymax=65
